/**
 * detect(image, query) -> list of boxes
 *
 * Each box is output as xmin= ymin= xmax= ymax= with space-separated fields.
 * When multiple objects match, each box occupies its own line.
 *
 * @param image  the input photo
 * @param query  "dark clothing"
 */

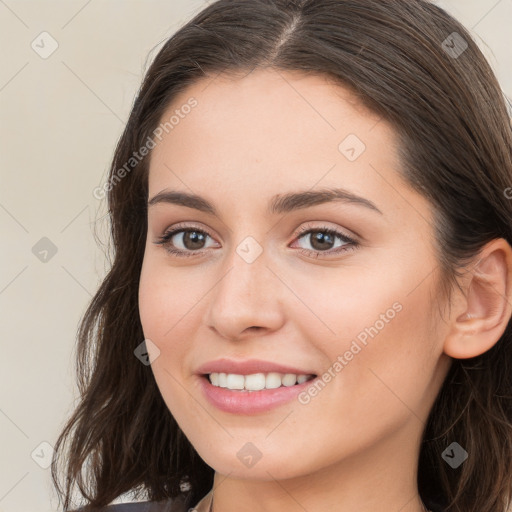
xmin=78 ymin=504 xmax=181 ymax=512
xmin=72 ymin=495 xmax=190 ymax=512
xmin=73 ymin=492 xmax=447 ymax=511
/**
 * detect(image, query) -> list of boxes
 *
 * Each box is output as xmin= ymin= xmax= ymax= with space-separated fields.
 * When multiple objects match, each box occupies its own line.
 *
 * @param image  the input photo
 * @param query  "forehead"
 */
xmin=146 ymin=68 xmax=426 ymax=224
xmin=152 ymin=68 xmax=383 ymax=154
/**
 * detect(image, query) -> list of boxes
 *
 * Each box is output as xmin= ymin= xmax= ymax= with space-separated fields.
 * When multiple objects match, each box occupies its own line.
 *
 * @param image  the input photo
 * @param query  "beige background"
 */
xmin=1 ymin=1 xmax=511 ymax=511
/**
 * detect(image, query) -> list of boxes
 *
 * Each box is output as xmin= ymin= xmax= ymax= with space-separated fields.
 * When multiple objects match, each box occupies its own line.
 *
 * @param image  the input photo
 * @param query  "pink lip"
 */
xmin=195 ymin=358 xmax=315 ymax=376
xmin=198 ymin=374 xmax=318 ymax=415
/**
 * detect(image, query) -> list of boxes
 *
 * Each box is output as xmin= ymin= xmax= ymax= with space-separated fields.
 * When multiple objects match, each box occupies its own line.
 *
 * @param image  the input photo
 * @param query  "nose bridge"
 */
xmin=220 ymin=232 xmax=270 ymax=298
xmin=205 ymin=237 xmax=284 ymax=339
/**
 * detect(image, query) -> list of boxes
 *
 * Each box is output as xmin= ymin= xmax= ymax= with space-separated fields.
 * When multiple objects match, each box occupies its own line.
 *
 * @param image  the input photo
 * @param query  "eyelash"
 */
xmin=154 ymin=223 xmax=359 ymax=259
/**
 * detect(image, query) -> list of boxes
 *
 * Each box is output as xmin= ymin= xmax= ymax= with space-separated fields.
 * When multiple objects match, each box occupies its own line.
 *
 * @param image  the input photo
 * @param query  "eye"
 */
xmin=153 ymin=223 xmax=359 ymax=259
xmin=291 ymin=224 xmax=358 ymax=258
xmin=154 ymin=224 xmax=218 ymax=258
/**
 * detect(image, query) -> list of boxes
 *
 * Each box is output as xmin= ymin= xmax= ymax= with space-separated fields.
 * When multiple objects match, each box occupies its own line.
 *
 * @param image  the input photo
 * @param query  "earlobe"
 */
xmin=443 ymin=238 xmax=512 ymax=359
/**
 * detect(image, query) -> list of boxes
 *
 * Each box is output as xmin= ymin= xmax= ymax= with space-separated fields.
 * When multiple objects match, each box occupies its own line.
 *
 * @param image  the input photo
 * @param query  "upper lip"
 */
xmin=196 ymin=358 xmax=316 ymax=376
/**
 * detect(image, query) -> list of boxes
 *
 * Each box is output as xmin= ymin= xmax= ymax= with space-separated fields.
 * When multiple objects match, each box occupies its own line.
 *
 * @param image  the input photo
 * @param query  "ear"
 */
xmin=443 ymin=238 xmax=512 ymax=359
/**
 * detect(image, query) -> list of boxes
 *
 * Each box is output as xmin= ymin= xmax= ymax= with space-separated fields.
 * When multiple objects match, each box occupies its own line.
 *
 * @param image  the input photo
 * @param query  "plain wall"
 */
xmin=1 ymin=1 xmax=511 ymax=511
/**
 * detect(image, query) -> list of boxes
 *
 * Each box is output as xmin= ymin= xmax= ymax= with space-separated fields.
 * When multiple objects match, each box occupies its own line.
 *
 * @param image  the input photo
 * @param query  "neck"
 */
xmin=209 ymin=417 xmax=429 ymax=512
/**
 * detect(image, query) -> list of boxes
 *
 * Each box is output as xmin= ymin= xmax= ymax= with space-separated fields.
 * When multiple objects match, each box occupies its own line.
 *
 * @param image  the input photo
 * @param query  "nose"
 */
xmin=204 ymin=245 xmax=285 ymax=342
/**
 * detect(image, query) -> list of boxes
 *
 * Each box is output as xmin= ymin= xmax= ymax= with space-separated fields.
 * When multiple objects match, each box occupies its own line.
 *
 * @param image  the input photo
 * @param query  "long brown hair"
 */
xmin=51 ymin=1 xmax=512 ymax=511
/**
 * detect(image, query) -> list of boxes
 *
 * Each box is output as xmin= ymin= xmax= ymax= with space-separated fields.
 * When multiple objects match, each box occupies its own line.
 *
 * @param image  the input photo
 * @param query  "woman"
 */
xmin=51 ymin=1 xmax=512 ymax=511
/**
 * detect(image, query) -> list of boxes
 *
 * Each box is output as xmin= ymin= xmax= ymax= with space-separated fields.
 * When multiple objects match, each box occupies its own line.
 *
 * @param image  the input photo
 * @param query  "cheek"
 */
xmin=289 ymin=257 xmax=438 ymax=409
xmin=138 ymin=251 xmax=218 ymax=371
xmin=138 ymin=254 xmax=205 ymax=343
xmin=138 ymin=259 xmax=206 ymax=421
xmin=138 ymin=258 xmax=200 ymax=407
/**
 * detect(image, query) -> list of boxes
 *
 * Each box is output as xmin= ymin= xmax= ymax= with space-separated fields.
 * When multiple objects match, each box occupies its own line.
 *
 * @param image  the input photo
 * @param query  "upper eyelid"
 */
xmin=158 ymin=222 xmax=357 ymax=244
xmin=154 ymin=223 xmax=360 ymax=261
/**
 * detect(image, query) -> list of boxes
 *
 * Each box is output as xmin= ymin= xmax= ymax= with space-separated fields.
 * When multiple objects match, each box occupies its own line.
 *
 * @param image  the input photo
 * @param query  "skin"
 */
xmin=138 ymin=68 xmax=512 ymax=512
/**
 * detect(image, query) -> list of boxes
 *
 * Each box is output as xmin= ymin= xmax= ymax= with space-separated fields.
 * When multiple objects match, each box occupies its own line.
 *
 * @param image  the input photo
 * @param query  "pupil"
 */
xmin=184 ymin=231 xmax=205 ymax=249
xmin=311 ymin=231 xmax=334 ymax=251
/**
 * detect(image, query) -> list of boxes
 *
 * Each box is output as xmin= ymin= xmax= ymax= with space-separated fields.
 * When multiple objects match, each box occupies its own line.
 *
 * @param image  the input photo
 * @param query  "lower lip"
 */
xmin=198 ymin=375 xmax=318 ymax=414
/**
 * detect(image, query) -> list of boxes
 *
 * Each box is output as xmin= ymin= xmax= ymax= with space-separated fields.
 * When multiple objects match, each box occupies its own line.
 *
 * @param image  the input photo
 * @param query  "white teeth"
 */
xmin=245 ymin=373 xmax=266 ymax=391
xmin=297 ymin=374 xmax=309 ymax=384
xmin=282 ymin=373 xmax=297 ymax=387
xmin=265 ymin=372 xmax=282 ymax=389
xmin=226 ymin=373 xmax=245 ymax=390
xmin=208 ymin=372 xmax=314 ymax=391
xmin=218 ymin=373 xmax=227 ymax=387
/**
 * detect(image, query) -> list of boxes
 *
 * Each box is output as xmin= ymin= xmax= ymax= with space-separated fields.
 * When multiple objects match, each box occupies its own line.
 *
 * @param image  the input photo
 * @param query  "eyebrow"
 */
xmin=147 ymin=187 xmax=383 ymax=216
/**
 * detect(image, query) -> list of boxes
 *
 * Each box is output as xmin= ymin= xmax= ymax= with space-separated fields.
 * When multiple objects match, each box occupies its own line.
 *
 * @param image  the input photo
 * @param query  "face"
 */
xmin=138 ymin=68 xmax=452 ymax=480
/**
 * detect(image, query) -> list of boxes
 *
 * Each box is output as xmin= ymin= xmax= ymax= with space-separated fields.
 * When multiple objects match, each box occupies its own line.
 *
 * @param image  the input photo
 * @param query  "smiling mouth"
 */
xmin=203 ymin=372 xmax=317 ymax=392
